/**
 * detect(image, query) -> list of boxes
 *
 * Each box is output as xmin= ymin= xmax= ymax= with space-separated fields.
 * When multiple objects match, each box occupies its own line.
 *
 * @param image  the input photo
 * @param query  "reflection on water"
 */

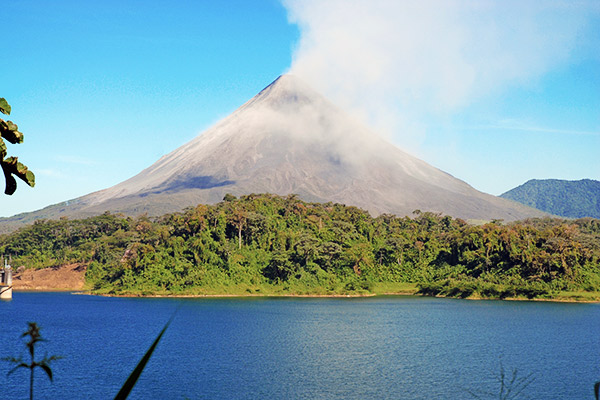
xmin=0 ymin=293 xmax=598 ymax=399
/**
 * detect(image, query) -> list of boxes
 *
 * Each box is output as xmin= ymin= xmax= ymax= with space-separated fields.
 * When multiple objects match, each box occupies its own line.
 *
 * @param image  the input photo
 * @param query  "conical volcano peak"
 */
xmin=234 ymin=73 xmax=383 ymax=164
xmin=0 ymin=74 xmax=547 ymax=228
xmin=252 ymin=73 xmax=323 ymax=108
xmin=261 ymin=73 xmax=313 ymax=94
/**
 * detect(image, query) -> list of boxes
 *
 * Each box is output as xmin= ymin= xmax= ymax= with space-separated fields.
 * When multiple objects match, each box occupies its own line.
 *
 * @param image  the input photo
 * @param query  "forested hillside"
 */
xmin=501 ymin=179 xmax=600 ymax=218
xmin=1 ymin=194 xmax=599 ymax=300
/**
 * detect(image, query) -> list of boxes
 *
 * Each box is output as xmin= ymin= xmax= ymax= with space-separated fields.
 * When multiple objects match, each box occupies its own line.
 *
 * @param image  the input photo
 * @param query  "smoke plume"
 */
xmin=282 ymin=0 xmax=597 ymax=152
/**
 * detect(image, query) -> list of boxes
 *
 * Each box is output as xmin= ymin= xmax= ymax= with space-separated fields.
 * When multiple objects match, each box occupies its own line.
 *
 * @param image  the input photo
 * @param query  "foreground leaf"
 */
xmin=0 ymin=119 xmax=23 ymax=144
xmin=2 ymin=163 xmax=17 ymax=195
xmin=113 ymin=313 xmax=176 ymax=400
xmin=0 ymin=98 xmax=10 ymax=115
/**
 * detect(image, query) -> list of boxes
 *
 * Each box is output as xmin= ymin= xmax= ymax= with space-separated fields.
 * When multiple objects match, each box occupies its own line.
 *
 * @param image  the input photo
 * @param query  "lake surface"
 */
xmin=0 ymin=293 xmax=598 ymax=399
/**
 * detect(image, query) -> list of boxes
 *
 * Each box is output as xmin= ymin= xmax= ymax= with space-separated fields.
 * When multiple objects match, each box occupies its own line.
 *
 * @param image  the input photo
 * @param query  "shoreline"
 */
xmin=14 ymin=288 xmax=599 ymax=303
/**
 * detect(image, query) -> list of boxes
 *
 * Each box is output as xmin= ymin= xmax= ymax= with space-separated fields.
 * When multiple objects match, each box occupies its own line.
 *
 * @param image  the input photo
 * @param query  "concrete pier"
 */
xmin=0 ymin=265 xmax=13 ymax=300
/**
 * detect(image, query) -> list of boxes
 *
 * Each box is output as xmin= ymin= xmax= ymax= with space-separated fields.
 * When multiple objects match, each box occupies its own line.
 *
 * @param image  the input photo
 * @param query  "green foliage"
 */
xmin=1 ymin=194 xmax=599 ymax=298
xmin=0 ymin=98 xmax=11 ymax=115
xmin=417 ymin=279 xmax=552 ymax=300
xmin=0 ymin=97 xmax=35 ymax=195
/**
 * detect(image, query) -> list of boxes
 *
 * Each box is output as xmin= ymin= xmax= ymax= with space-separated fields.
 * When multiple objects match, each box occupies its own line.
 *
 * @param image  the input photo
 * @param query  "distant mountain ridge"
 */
xmin=0 ymin=74 xmax=545 ymax=231
xmin=500 ymin=179 xmax=600 ymax=219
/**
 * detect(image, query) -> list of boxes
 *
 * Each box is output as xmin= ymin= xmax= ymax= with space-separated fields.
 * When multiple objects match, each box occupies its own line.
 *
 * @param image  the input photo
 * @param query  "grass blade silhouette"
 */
xmin=114 ymin=313 xmax=176 ymax=400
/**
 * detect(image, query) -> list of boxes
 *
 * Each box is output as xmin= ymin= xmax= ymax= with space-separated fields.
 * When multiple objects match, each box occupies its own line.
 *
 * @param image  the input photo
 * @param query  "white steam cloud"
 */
xmin=282 ymin=0 xmax=597 ymax=151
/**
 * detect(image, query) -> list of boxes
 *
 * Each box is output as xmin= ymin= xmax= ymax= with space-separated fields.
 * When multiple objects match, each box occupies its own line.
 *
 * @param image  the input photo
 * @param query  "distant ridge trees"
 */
xmin=501 ymin=179 xmax=600 ymax=219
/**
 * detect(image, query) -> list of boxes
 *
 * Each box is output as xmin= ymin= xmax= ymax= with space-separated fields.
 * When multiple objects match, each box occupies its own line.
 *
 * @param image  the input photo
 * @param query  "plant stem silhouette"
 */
xmin=467 ymin=361 xmax=535 ymax=400
xmin=2 ymin=322 xmax=61 ymax=400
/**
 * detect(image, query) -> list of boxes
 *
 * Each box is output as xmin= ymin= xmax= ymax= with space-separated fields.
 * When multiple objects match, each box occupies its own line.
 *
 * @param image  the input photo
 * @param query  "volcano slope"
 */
xmin=1 ymin=74 xmax=544 ymax=229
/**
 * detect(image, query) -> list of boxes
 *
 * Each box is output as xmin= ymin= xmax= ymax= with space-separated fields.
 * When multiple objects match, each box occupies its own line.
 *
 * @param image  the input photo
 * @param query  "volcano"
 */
xmin=2 ymin=74 xmax=544 ymax=227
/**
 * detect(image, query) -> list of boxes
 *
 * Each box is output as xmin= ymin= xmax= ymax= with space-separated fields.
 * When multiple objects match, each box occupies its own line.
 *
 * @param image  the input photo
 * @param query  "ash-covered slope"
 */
xmin=1 ymin=74 xmax=544 ymax=228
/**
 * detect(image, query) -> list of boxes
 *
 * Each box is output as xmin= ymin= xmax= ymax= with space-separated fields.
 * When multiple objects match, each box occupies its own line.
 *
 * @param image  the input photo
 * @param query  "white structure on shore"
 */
xmin=0 ymin=260 xmax=13 ymax=300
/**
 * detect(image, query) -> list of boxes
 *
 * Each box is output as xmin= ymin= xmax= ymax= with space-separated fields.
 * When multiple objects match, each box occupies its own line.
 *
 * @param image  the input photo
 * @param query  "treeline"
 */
xmin=1 ymin=194 xmax=599 ymax=299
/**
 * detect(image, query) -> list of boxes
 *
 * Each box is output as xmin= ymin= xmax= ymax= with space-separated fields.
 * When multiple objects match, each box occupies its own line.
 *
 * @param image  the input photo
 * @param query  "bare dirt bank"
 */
xmin=12 ymin=263 xmax=87 ymax=291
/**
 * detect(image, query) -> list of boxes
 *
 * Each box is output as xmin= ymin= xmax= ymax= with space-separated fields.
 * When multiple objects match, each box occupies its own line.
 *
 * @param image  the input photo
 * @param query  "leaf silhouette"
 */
xmin=113 ymin=312 xmax=176 ymax=400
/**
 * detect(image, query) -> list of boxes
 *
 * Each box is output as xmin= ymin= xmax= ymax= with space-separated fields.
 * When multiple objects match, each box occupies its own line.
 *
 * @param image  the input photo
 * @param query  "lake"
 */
xmin=0 ymin=293 xmax=599 ymax=399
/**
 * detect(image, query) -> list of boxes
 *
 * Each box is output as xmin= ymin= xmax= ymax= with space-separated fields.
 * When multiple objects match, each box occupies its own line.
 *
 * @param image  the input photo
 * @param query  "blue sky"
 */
xmin=2 ymin=0 xmax=599 ymax=217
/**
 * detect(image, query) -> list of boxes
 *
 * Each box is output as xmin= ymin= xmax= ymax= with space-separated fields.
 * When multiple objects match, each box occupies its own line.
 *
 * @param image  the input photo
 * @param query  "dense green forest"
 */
xmin=1 ymin=194 xmax=599 ymax=300
xmin=501 ymin=178 xmax=600 ymax=219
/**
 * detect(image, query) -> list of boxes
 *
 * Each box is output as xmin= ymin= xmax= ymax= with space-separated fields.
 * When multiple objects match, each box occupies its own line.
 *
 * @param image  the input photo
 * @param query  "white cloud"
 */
xmin=282 ymin=0 xmax=598 ymax=150
xmin=464 ymin=122 xmax=600 ymax=137
xmin=35 ymin=168 xmax=67 ymax=178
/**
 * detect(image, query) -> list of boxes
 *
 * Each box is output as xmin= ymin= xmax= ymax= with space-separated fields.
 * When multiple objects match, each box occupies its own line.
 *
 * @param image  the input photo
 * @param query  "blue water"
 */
xmin=0 ymin=293 xmax=598 ymax=399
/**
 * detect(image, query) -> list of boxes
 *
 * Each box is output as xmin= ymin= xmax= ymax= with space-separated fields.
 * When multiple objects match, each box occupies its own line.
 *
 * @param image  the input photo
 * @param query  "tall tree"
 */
xmin=229 ymin=203 xmax=247 ymax=250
